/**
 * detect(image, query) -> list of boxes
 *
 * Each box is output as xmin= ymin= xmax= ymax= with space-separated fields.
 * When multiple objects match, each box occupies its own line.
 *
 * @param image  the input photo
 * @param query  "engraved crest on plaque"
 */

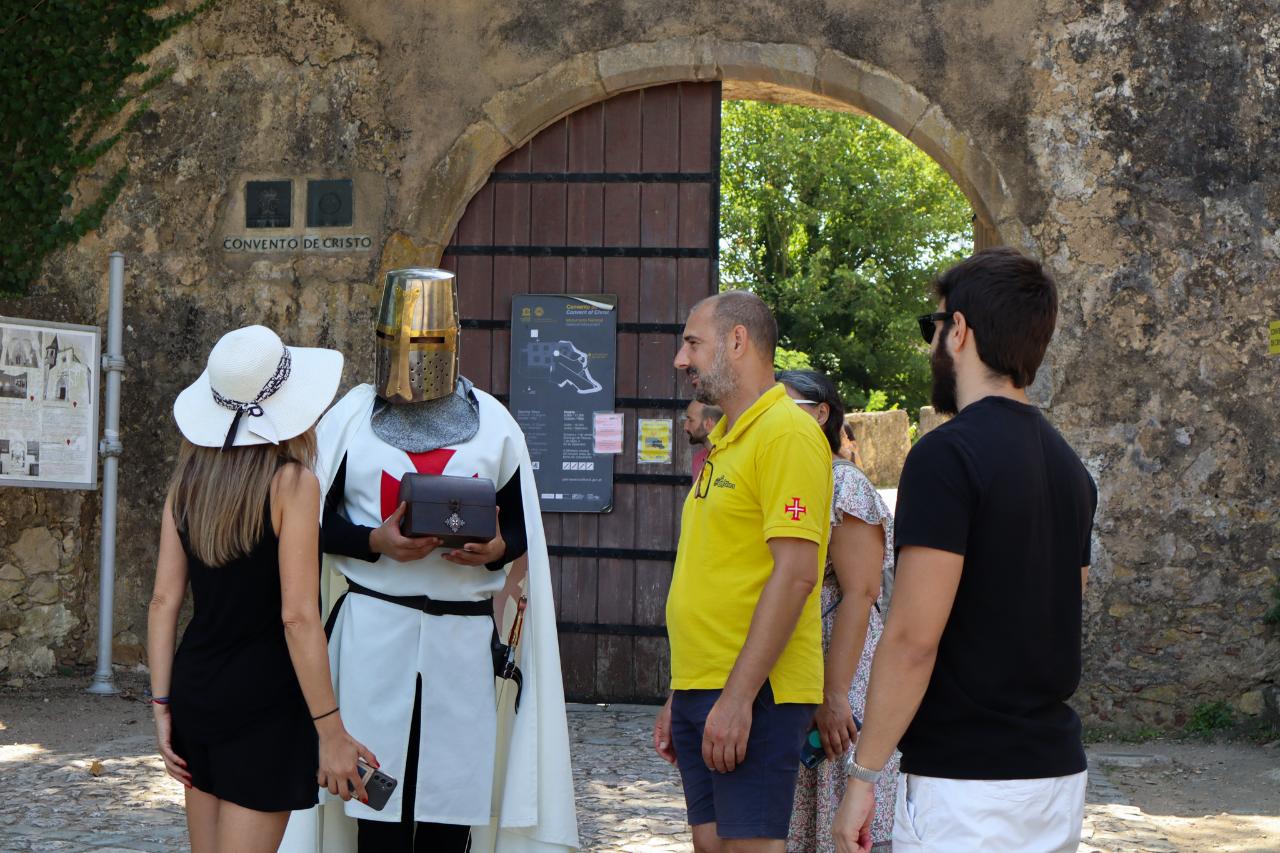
xmin=245 ymin=181 xmax=292 ymax=228
xmin=307 ymin=179 xmax=354 ymax=228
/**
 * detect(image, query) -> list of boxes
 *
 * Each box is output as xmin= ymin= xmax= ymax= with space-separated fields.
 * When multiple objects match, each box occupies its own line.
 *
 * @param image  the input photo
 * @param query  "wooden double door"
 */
xmin=440 ymin=82 xmax=720 ymax=703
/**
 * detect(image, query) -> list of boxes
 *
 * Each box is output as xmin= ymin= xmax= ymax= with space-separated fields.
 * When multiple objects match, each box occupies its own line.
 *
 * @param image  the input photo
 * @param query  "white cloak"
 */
xmin=280 ymin=384 xmax=578 ymax=852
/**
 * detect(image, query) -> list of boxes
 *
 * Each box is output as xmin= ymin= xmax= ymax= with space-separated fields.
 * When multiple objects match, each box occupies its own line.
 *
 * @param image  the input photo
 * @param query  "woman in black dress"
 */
xmin=147 ymin=325 xmax=378 ymax=852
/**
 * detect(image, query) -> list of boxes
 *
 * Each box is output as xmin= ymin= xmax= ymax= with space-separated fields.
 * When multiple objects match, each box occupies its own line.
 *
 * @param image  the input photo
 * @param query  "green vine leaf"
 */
xmin=0 ymin=0 xmax=215 ymax=296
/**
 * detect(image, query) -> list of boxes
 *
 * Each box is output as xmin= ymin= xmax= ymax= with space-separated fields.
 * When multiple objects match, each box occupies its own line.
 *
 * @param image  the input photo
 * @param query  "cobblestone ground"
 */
xmin=0 ymin=676 xmax=1275 ymax=851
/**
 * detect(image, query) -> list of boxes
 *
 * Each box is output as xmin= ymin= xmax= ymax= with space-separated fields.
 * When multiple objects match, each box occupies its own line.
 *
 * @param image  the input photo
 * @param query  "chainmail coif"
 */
xmin=370 ymin=377 xmax=481 ymax=453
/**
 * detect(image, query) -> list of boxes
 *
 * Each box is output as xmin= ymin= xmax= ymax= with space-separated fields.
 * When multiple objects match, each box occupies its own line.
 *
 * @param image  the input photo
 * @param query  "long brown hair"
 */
xmin=167 ymin=430 xmax=317 ymax=567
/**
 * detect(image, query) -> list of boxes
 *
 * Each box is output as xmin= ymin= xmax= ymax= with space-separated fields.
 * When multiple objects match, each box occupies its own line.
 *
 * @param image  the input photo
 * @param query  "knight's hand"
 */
xmin=443 ymin=508 xmax=505 ymax=567
xmin=370 ymin=502 xmax=441 ymax=562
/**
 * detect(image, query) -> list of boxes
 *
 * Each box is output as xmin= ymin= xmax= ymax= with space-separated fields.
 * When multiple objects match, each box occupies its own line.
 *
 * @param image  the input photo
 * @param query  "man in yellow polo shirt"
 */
xmin=654 ymin=290 xmax=832 ymax=852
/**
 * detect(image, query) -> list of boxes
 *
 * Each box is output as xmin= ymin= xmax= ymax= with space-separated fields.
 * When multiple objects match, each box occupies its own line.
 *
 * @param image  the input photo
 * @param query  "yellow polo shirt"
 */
xmin=666 ymin=383 xmax=832 ymax=704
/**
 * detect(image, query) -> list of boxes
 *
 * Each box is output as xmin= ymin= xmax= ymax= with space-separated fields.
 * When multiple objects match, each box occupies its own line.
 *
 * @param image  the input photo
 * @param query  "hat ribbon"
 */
xmin=211 ymin=347 xmax=292 ymax=452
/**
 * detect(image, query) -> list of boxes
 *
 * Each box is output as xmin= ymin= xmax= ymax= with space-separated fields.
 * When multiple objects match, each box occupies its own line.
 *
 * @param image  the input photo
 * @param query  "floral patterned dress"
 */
xmin=787 ymin=460 xmax=901 ymax=852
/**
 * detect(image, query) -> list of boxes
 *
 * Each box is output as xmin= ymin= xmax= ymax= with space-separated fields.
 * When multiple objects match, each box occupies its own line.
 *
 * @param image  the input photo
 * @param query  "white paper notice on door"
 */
xmin=592 ymin=412 xmax=624 ymax=454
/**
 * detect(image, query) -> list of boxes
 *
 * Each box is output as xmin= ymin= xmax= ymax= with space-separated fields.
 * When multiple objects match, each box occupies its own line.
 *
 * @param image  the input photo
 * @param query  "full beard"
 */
xmin=691 ymin=341 xmax=737 ymax=405
xmin=930 ymin=342 xmax=959 ymax=416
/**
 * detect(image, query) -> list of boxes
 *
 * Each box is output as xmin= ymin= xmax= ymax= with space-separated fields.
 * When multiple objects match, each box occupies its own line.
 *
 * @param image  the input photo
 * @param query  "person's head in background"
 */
xmin=776 ymin=368 xmax=845 ymax=458
xmin=675 ymin=290 xmax=778 ymax=410
xmin=839 ymin=421 xmax=861 ymax=465
xmin=682 ymin=400 xmax=723 ymax=446
xmin=923 ymin=247 xmax=1058 ymax=416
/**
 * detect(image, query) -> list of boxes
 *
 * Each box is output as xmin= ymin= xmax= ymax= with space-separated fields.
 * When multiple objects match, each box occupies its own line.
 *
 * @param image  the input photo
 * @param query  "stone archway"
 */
xmin=382 ymin=39 xmax=1026 ymax=274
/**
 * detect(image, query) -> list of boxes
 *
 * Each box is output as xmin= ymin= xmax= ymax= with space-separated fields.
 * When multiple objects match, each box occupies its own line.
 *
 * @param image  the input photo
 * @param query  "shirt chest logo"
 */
xmin=784 ymin=498 xmax=808 ymax=521
xmin=713 ymin=474 xmax=736 ymax=489
xmin=379 ymin=449 xmax=455 ymax=520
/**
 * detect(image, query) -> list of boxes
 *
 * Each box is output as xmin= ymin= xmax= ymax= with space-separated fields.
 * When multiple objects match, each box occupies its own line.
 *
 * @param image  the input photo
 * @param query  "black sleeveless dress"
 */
xmin=169 ymin=494 xmax=319 ymax=812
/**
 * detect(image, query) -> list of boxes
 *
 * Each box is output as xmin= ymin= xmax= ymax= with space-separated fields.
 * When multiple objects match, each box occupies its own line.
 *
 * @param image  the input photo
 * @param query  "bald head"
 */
xmin=696 ymin=290 xmax=778 ymax=361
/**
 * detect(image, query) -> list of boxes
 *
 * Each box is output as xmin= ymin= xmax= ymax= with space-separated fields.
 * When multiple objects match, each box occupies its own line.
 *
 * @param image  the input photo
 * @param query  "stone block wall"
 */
xmin=0 ymin=492 xmax=94 ymax=683
xmin=844 ymin=411 xmax=911 ymax=488
xmin=0 ymin=0 xmax=1275 ymax=726
xmin=917 ymin=406 xmax=950 ymax=438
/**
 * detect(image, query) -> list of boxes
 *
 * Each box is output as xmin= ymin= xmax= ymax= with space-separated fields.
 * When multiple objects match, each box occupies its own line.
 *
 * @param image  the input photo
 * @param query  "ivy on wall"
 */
xmin=0 ymin=0 xmax=213 ymax=296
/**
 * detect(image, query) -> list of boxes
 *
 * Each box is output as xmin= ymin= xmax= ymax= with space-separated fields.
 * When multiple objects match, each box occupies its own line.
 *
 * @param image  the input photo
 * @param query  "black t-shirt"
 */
xmin=895 ymin=395 xmax=1097 ymax=779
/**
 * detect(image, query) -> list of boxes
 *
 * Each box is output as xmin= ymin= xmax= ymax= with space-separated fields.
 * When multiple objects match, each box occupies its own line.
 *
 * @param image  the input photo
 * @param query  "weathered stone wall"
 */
xmin=917 ymin=405 xmax=950 ymax=438
xmin=1 ymin=0 xmax=1275 ymax=725
xmin=844 ymin=411 xmax=911 ymax=488
xmin=0 ymin=493 xmax=94 ymax=682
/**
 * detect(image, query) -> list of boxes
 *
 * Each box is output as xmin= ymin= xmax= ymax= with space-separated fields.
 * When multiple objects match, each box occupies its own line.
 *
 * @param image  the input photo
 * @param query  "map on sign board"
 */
xmin=510 ymin=294 xmax=618 ymax=513
xmin=0 ymin=317 xmax=100 ymax=489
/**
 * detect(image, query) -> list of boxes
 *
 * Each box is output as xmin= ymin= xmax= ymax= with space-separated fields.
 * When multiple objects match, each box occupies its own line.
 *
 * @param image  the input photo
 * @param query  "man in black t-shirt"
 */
xmin=832 ymin=248 xmax=1098 ymax=853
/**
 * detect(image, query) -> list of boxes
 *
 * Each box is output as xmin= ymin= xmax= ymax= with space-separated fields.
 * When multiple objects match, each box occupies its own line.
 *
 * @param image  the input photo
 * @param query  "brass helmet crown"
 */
xmin=375 ymin=268 xmax=459 ymax=403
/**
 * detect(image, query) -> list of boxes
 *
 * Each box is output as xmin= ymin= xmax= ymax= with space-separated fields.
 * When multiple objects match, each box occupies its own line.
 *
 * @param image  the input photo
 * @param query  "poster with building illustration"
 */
xmin=0 ymin=318 xmax=99 ymax=489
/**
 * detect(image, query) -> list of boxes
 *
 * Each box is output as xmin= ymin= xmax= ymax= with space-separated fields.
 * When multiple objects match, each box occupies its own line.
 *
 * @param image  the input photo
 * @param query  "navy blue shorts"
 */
xmin=670 ymin=681 xmax=815 ymax=839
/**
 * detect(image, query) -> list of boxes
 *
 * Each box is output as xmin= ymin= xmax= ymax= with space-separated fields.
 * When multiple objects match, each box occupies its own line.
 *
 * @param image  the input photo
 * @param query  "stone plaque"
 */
xmin=307 ymin=179 xmax=354 ymax=227
xmin=245 ymin=180 xmax=292 ymax=228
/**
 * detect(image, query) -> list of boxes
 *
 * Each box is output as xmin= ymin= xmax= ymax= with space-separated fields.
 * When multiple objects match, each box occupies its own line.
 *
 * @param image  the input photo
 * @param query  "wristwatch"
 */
xmin=847 ymin=756 xmax=882 ymax=784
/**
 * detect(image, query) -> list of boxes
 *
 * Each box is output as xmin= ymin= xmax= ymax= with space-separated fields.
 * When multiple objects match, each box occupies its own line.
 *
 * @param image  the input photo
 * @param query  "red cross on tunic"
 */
xmin=784 ymin=498 xmax=807 ymax=521
xmin=380 ymin=449 xmax=456 ymax=521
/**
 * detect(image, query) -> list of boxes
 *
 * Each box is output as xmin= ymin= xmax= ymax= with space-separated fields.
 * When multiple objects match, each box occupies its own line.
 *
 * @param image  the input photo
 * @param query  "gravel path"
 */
xmin=1 ymin=674 xmax=1276 ymax=851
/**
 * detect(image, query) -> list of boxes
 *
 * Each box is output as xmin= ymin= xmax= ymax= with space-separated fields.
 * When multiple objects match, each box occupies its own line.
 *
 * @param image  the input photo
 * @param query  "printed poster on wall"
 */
xmin=0 ymin=317 xmax=100 ymax=489
xmin=637 ymin=418 xmax=673 ymax=465
xmin=510 ymin=294 xmax=617 ymax=513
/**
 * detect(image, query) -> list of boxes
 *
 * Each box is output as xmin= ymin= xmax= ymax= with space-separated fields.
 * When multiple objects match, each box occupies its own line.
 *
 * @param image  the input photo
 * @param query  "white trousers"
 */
xmin=892 ymin=770 xmax=1087 ymax=852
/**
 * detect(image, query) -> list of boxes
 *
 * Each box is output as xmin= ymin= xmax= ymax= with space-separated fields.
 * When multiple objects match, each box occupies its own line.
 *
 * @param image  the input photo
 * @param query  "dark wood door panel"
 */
xmin=443 ymin=81 xmax=721 ymax=703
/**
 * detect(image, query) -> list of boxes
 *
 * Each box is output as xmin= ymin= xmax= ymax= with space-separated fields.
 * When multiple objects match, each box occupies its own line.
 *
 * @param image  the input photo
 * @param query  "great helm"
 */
xmin=375 ymin=268 xmax=460 ymax=403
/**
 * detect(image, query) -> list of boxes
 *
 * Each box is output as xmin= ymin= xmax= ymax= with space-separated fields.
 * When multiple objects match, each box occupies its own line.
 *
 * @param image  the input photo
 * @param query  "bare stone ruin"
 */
xmin=844 ymin=411 xmax=911 ymax=488
xmin=0 ymin=0 xmax=1276 ymax=728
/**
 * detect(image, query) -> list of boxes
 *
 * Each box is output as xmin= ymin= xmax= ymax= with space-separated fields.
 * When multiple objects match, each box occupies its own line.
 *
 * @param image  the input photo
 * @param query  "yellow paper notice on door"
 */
xmin=637 ymin=418 xmax=673 ymax=464
xmin=1270 ymin=320 xmax=1280 ymax=355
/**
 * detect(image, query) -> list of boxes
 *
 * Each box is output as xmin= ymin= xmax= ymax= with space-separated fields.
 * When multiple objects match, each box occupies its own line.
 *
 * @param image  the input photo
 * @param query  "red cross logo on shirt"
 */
xmin=784 ymin=498 xmax=807 ymax=521
xmin=380 ymin=449 xmax=456 ymax=520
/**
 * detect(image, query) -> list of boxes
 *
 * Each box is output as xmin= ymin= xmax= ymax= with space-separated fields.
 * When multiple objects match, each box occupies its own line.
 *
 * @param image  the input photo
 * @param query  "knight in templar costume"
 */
xmin=281 ymin=268 xmax=578 ymax=853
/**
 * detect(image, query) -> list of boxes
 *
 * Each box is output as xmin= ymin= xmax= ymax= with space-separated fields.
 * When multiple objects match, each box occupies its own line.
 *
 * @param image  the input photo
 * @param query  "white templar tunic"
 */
xmin=281 ymin=384 xmax=578 ymax=852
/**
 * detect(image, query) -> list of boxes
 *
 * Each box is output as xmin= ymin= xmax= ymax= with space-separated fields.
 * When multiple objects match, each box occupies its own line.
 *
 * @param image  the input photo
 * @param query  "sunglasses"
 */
xmin=916 ymin=311 xmax=950 ymax=344
xmin=694 ymin=459 xmax=715 ymax=499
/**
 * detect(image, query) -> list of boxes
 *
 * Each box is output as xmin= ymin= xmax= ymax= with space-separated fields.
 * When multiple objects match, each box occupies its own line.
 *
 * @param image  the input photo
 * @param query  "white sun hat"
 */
xmin=174 ymin=325 xmax=344 ymax=451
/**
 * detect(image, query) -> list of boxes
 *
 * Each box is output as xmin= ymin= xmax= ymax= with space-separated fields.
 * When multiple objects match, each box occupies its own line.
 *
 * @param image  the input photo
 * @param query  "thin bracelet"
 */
xmin=151 ymin=696 xmax=170 ymax=705
xmin=312 ymin=706 xmax=339 ymax=722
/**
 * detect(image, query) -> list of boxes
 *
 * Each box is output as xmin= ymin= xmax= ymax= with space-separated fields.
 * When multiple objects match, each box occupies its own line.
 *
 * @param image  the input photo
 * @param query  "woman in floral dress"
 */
xmin=778 ymin=370 xmax=899 ymax=853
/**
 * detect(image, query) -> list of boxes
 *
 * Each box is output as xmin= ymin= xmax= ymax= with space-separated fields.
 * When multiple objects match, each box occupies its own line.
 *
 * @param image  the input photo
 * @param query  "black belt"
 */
xmin=324 ymin=581 xmax=524 ymax=713
xmin=344 ymin=580 xmax=493 ymax=616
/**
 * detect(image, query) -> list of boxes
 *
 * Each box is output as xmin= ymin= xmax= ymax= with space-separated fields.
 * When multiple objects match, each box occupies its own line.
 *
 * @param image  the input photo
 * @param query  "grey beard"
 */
xmin=692 ymin=344 xmax=736 ymax=405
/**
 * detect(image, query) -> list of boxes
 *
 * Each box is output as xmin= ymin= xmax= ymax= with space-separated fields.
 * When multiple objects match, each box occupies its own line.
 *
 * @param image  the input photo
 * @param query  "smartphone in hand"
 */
xmin=799 ymin=714 xmax=863 ymax=769
xmin=347 ymin=758 xmax=398 ymax=811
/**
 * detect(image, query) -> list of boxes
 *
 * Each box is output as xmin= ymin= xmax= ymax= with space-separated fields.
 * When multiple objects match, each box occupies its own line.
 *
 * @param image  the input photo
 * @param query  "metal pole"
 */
xmin=87 ymin=253 xmax=125 ymax=695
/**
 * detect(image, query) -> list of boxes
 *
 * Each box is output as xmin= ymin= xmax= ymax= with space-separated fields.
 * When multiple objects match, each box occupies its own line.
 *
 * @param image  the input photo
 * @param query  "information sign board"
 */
xmin=509 ymin=295 xmax=618 ymax=513
xmin=0 ymin=317 xmax=100 ymax=489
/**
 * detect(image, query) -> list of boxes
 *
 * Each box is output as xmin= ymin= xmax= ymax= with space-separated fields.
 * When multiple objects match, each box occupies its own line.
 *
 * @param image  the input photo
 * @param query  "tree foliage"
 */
xmin=0 ymin=0 xmax=212 ymax=296
xmin=721 ymin=100 xmax=973 ymax=413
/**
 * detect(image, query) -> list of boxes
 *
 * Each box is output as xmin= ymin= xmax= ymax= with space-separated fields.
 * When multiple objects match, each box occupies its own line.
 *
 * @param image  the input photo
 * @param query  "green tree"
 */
xmin=721 ymin=100 xmax=973 ymax=412
xmin=0 ymin=0 xmax=212 ymax=296
xmin=772 ymin=347 xmax=813 ymax=371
